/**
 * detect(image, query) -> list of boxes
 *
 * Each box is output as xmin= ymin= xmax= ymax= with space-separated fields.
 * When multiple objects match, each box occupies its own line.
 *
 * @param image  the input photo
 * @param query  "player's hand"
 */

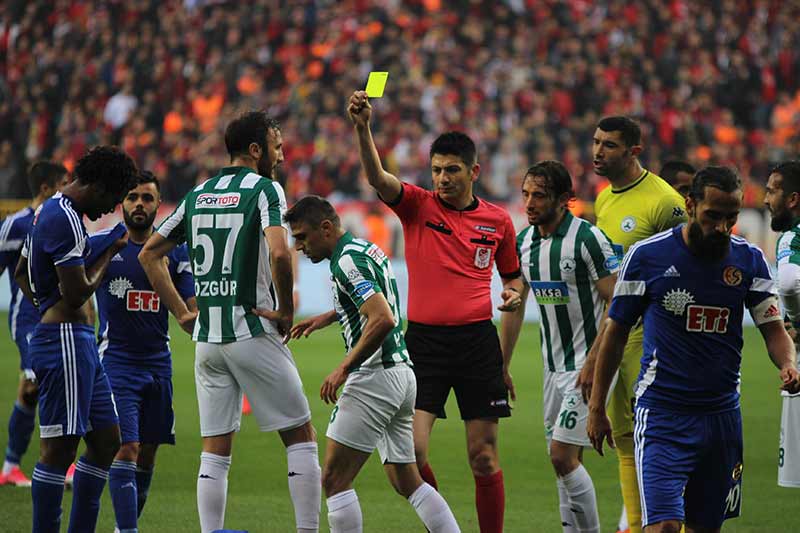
xmin=290 ymin=314 xmax=330 ymax=340
xmin=178 ymin=309 xmax=198 ymax=335
xmin=780 ymin=365 xmax=800 ymax=394
xmin=320 ymin=366 xmax=348 ymax=404
xmin=497 ymin=288 xmax=522 ymax=312
xmin=587 ymin=407 xmax=615 ymax=456
xmin=503 ymin=366 xmax=516 ymax=402
xmin=252 ymin=308 xmax=293 ymax=342
xmin=112 ymin=232 xmax=129 ymax=251
xmin=347 ymin=91 xmax=372 ymax=128
xmin=576 ymin=355 xmax=596 ymax=404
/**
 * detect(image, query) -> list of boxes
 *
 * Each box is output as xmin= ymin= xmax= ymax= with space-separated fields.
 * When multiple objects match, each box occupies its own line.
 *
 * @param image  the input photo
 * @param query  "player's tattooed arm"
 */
xmin=578 ymin=273 xmax=618 ymax=403
xmin=587 ymin=318 xmax=631 ymax=456
xmin=499 ymin=282 xmax=529 ymax=402
xmin=140 ymin=232 xmax=196 ymax=335
xmin=347 ymin=90 xmax=402 ymax=203
xmin=758 ymin=318 xmax=800 ymax=394
xmin=13 ymin=255 xmax=34 ymax=304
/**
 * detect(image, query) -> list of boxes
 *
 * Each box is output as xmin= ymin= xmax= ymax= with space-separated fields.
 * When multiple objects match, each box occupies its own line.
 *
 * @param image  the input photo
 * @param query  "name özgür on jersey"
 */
xmin=157 ymin=166 xmax=288 ymax=343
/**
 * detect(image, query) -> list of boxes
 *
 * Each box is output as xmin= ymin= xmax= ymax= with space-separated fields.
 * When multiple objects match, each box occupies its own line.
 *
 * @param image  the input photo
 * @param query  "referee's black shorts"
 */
xmin=405 ymin=319 xmax=511 ymax=420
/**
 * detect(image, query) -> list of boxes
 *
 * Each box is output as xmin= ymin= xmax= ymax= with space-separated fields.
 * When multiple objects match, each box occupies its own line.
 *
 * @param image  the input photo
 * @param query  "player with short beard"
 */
xmin=93 ymin=171 xmax=196 ymax=532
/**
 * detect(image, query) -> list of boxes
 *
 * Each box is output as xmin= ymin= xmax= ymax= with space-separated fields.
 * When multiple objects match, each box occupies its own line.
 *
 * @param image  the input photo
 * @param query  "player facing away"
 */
xmin=0 ymin=161 xmax=68 ymax=487
xmin=348 ymin=91 xmax=524 ymax=533
xmin=139 ymin=111 xmax=321 ymax=533
xmin=584 ymin=116 xmax=687 ymax=533
xmin=763 ymin=160 xmax=800 ymax=488
xmin=93 ymin=171 xmax=196 ymax=532
xmin=14 ymin=146 xmax=139 ymax=533
xmin=284 ymin=196 xmax=461 ymax=533
xmin=588 ymin=166 xmax=800 ymax=533
xmin=500 ymin=161 xmax=618 ymax=533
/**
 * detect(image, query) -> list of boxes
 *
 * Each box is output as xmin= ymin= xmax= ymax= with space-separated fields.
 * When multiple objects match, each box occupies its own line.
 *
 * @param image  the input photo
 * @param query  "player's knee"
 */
xmin=19 ymin=380 xmax=39 ymax=408
xmin=321 ymin=465 xmax=348 ymax=498
xmin=40 ymin=439 xmax=79 ymax=470
xmin=116 ymin=442 xmax=140 ymax=462
xmin=468 ymin=446 xmax=498 ymax=476
xmin=549 ymin=450 xmax=579 ymax=477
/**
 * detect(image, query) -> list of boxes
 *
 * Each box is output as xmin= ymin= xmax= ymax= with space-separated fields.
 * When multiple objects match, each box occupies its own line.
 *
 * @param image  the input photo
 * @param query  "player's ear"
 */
xmin=685 ymin=195 xmax=696 ymax=218
xmin=248 ymin=142 xmax=262 ymax=160
xmin=471 ymin=163 xmax=480 ymax=182
xmin=788 ymin=191 xmax=800 ymax=211
xmin=629 ymin=144 xmax=643 ymax=158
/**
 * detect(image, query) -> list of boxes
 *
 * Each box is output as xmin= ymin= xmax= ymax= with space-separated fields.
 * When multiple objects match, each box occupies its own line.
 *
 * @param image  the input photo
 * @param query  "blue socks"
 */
xmin=5 ymin=401 xmax=35 ymax=465
xmin=68 ymin=456 xmax=109 ymax=533
xmin=136 ymin=466 xmax=154 ymax=517
xmin=110 ymin=459 xmax=139 ymax=532
xmin=31 ymin=463 xmax=66 ymax=533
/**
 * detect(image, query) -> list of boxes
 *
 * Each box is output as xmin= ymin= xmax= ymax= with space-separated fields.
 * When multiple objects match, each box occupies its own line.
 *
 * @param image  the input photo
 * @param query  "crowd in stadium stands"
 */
xmin=0 ymin=0 xmax=799 ymax=206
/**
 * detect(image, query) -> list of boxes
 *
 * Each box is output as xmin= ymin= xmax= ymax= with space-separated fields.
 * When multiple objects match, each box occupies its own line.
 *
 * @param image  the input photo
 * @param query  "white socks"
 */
xmin=557 ymin=477 xmax=579 ymax=533
xmin=197 ymin=452 xmax=231 ymax=533
xmin=408 ymin=482 xmax=460 ymax=533
xmin=2 ymin=460 xmax=17 ymax=476
xmin=286 ymin=442 xmax=321 ymax=532
xmin=560 ymin=464 xmax=600 ymax=533
xmin=327 ymin=489 xmax=362 ymax=533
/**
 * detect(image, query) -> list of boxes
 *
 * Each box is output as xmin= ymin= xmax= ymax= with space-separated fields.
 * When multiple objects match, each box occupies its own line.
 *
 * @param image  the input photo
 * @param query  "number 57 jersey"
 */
xmin=157 ymin=166 xmax=289 ymax=343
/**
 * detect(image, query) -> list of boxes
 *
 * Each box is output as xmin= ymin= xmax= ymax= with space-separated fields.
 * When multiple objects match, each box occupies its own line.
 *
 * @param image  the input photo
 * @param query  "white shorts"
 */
xmin=779 ymin=391 xmax=800 ymax=488
xmin=195 ymin=334 xmax=311 ymax=437
xmin=543 ymin=369 xmax=591 ymax=448
xmin=326 ymin=365 xmax=416 ymax=464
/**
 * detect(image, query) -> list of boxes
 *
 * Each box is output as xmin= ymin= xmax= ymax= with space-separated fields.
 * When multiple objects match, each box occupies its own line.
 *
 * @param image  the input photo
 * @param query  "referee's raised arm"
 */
xmin=347 ymin=90 xmax=402 ymax=204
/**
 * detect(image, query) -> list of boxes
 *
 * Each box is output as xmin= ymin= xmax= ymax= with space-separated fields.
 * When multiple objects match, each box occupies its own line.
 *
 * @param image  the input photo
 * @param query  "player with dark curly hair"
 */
xmin=14 ymin=145 xmax=138 ymax=532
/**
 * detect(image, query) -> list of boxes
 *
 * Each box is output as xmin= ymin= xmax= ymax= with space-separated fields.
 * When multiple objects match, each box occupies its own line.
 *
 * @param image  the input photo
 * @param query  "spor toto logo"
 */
xmin=195 ymin=192 xmax=241 ymax=208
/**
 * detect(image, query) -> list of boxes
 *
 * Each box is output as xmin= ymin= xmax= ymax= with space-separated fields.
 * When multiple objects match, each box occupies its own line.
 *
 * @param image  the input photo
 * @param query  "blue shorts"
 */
xmin=14 ymin=322 xmax=36 ymax=374
xmin=30 ymin=323 xmax=119 ymax=438
xmin=634 ymin=406 xmax=743 ymax=529
xmin=103 ymin=359 xmax=175 ymax=445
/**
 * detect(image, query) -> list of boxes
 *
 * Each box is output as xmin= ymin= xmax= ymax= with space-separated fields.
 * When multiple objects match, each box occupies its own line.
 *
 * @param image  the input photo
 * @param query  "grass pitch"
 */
xmin=0 ymin=317 xmax=794 ymax=532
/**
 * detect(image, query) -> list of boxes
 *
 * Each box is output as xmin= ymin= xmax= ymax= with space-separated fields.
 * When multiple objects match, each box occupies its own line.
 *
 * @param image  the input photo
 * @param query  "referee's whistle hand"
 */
xmin=497 ymin=289 xmax=522 ymax=312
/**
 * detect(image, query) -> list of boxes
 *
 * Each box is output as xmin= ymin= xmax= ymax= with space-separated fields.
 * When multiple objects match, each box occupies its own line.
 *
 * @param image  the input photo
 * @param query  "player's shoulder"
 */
xmin=477 ymin=196 xmax=513 ymax=219
xmin=39 ymin=193 xmax=81 ymax=228
xmin=516 ymin=225 xmax=534 ymax=244
xmin=626 ymin=227 xmax=676 ymax=258
xmin=730 ymin=234 xmax=769 ymax=265
xmin=1 ymin=206 xmax=33 ymax=235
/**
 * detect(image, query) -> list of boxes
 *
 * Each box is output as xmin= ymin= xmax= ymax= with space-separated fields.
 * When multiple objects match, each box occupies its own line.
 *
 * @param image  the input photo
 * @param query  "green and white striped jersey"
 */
xmin=777 ymin=222 xmax=800 ymax=268
xmin=330 ymin=232 xmax=411 ymax=371
xmin=517 ymin=211 xmax=619 ymax=372
xmin=157 ymin=166 xmax=288 ymax=343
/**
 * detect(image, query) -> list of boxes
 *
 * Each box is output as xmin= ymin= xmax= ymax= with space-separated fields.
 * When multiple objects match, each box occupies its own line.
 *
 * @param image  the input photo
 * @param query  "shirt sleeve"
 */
xmin=332 ymin=253 xmax=383 ymax=309
xmin=653 ymin=190 xmax=688 ymax=232
xmin=157 ymin=197 xmax=188 ymax=244
xmin=383 ymin=182 xmax=428 ymax=224
xmin=580 ymin=225 xmax=620 ymax=281
xmin=745 ymin=245 xmax=778 ymax=309
xmin=171 ymin=244 xmax=196 ymax=300
xmin=607 ymin=243 xmax=647 ymax=327
xmin=258 ymin=181 xmax=289 ymax=232
xmin=0 ymin=217 xmax=23 ymax=274
xmin=496 ymin=210 xmax=521 ymax=278
xmin=46 ymin=210 xmax=87 ymax=267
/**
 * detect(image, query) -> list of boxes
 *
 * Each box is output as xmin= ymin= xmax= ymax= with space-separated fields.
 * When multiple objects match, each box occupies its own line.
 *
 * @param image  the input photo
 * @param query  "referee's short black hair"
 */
xmin=597 ymin=116 xmax=641 ymax=147
xmin=771 ymin=161 xmax=800 ymax=196
xmin=27 ymin=160 xmax=67 ymax=197
xmin=689 ymin=166 xmax=742 ymax=202
xmin=224 ymin=110 xmax=280 ymax=160
xmin=429 ymin=131 xmax=477 ymax=167
xmin=523 ymin=160 xmax=576 ymax=201
xmin=284 ymin=195 xmax=341 ymax=228
xmin=660 ymin=160 xmax=696 ymax=185
xmin=74 ymin=146 xmax=139 ymax=200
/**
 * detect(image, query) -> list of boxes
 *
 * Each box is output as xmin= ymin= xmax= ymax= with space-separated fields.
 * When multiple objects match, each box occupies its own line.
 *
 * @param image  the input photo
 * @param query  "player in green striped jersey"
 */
xmin=500 ymin=161 xmax=618 ymax=533
xmin=140 ymin=112 xmax=320 ymax=533
xmin=285 ymin=196 xmax=460 ymax=533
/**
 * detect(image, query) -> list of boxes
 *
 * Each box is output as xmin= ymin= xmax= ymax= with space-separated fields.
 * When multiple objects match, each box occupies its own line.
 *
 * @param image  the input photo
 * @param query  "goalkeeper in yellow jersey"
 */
xmin=579 ymin=116 xmax=686 ymax=533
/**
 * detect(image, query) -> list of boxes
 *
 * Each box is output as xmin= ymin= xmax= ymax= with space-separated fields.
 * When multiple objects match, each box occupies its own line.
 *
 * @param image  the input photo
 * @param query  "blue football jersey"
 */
xmin=0 ymin=207 xmax=40 ymax=340
xmin=25 ymin=193 xmax=91 ymax=314
xmin=95 ymin=237 xmax=194 ymax=369
xmin=609 ymin=226 xmax=776 ymax=414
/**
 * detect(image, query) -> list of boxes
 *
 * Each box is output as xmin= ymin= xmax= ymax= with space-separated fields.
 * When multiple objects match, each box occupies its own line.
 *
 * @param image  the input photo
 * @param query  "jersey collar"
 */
xmin=610 ymin=169 xmax=649 ymax=194
xmin=437 ymin=194 xmax=479 ymax=211
xmin=220 ymin=165 xmax=265 ymax=176
xmin=532 ymin=210 xmax=573 ymax=240
xmin=331 ymin=231 xmax=355 ymax=262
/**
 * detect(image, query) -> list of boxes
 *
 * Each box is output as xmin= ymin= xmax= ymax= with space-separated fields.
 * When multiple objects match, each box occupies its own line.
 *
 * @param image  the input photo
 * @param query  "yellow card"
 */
xmin=365 ymin=72 xmax=389 ymax=98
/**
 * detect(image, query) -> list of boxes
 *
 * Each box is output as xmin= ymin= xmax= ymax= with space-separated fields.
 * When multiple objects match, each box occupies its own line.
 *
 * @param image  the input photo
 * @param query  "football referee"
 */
xmin=347 ymin=90 xmax=524 ymax=533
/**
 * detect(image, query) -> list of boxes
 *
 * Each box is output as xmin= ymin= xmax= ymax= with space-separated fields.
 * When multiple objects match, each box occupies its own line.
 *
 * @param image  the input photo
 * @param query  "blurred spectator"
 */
xmin=0 ymin=0 xmax=798 ymax=207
